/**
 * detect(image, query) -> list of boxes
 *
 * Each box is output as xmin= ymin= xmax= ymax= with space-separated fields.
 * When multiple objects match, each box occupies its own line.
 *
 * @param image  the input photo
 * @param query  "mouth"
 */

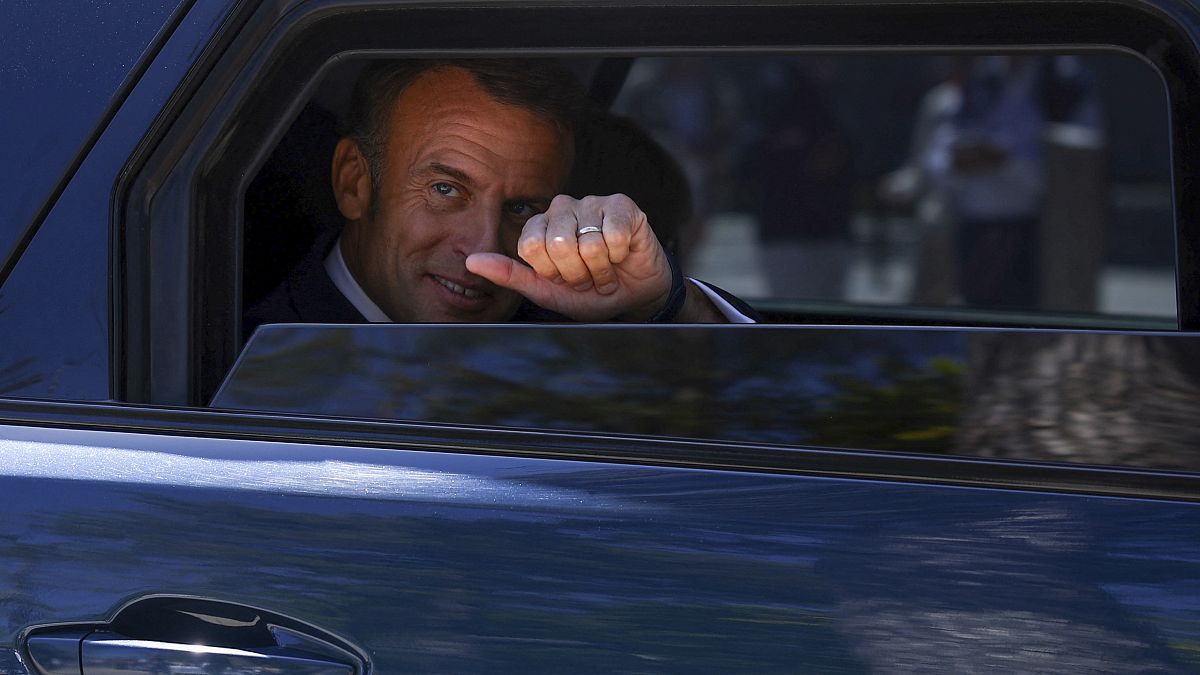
xmin=433 ymin=275 xmax=486 ymax=298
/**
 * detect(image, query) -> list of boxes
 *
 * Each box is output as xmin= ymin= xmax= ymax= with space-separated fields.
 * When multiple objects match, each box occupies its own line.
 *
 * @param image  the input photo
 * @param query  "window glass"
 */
xmin=0 ymin=0 xmax=182 ymax=258
xmin=249 ymin=53 xmax=1174 ymax=331
xmin=610 ymin=54 xmax=1175 ymax=325
xmin=218 ymin=324 xmax=1200 ymax=471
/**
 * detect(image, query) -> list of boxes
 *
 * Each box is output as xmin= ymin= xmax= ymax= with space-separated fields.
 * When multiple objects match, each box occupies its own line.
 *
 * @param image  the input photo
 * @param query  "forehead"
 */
xmin=384 ymin=66 xmax=573 ymax=178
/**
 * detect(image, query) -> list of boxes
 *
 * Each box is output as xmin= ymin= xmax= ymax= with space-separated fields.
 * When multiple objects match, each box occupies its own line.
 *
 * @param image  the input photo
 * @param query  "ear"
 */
xmin=332 ymin=137 xmax=372 ymax=221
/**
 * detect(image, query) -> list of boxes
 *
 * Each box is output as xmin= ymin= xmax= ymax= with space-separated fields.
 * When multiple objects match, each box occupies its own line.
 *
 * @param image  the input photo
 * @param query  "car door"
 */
xmin=2 ymin=0 xmax=1199 ymax=673
xmin=5 ymin=324 xmax=1199 ymax=672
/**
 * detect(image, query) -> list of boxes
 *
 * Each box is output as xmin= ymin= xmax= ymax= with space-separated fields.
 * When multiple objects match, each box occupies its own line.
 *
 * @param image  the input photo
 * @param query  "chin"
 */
xmin=414 ymin=304 xmax=512 ymax=324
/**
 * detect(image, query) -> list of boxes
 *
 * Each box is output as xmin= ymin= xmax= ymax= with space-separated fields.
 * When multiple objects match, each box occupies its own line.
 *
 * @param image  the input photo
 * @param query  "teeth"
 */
xmin=436 ymin=276 xmax=483 ymax=298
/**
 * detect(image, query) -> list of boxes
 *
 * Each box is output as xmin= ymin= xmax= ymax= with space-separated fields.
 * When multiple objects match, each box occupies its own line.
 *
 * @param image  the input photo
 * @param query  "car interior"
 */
xmin=241 ymin=52 xmax=1175 ymax=330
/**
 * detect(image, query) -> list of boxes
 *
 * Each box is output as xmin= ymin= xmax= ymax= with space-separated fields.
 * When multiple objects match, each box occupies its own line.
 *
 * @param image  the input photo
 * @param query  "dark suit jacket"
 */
xmin=243 ymin=233 xmax=363 ymax=341
xmin=244 ymin=233 xmax=759 ymax=341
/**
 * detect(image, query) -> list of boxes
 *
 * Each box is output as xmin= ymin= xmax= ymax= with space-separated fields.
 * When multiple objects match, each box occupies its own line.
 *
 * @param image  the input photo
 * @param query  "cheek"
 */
xmin=377 ymin=194 xmax=447 ymax=258
xmin=401 ymin=211 xmax=462 ymax=260
xmin=355 ymin=226 xmax=402 ymax=285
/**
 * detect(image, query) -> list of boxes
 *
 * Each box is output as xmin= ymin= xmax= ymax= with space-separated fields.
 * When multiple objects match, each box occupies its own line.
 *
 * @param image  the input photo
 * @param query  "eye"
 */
xmin=432 ymin=182 xmax=459 ymax=197
xmin=505 ymin=201 xmax=538 ymax=217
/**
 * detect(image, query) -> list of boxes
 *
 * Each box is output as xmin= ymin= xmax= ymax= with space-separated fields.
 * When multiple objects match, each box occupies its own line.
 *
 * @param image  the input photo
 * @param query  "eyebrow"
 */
xmin=423 ymin=162 xmax=475 ymax=186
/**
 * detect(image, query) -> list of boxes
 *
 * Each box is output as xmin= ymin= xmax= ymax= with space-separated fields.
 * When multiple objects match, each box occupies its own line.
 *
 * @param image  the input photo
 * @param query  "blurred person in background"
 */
xmin=734 ymin=57 xmax=854 ymax=300
xmin=924 ymin=55 xmax=1102 ymax=309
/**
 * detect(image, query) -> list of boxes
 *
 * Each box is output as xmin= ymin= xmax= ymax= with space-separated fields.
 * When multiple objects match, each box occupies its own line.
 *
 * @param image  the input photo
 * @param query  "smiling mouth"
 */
xmin=433 ymin=275 xmax=485 ymax=298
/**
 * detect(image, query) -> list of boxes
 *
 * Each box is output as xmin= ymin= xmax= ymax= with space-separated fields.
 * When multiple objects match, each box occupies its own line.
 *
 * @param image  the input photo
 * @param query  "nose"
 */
xmin=452 ymin=203 xmax=504 ymax=258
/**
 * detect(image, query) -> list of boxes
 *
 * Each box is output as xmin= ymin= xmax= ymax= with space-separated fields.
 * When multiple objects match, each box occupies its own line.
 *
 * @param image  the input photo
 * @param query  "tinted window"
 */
xmin=218 ymin=325 xmax=1200 ymax=471
xmin=247 ymin=52 xmax=1174 ymax=333
xmin=611 ymin=53 xmax=1175 ymax=326
xmin=0 ymin=0 xmax=181 ymax=259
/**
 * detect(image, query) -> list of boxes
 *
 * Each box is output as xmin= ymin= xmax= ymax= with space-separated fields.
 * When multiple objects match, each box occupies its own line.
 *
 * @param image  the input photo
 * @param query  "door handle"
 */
xmin=25 ymin=597 xmax=367 ymax=675
xmin=76 ymin=630 xmax=354 ymax=674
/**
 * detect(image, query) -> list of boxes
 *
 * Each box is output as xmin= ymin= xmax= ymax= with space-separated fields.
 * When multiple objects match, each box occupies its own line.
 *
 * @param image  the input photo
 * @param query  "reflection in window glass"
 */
xmin=611 ymin=54 xmax=1175 ymax=323
xmin=219 ymin=325 xmax=1200 ymax=471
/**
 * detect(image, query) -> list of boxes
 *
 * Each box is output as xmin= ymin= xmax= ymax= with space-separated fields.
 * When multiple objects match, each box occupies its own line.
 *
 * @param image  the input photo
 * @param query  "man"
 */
xmin=245 ymin=58 xmax=754 ymax=338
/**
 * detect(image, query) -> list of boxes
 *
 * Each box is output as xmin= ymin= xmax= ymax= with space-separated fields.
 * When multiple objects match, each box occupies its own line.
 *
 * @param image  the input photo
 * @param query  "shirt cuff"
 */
xmin=688 ymin=278 xmax=757 ymax=323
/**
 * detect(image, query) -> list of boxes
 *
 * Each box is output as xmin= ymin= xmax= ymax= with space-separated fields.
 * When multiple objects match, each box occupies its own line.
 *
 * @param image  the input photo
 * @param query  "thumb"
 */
xmin=466 ymin=252 xmax=546 ymax=298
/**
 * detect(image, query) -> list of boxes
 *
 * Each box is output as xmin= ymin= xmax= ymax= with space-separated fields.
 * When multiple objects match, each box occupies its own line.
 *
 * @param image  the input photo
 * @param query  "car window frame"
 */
xmin=0 ymin=0 xmax=1194 ymax=505
xmin=116 ymin=0 xmax=1200 ymax=407
xmin=0 ymin=0 xmax=1167 ymax=503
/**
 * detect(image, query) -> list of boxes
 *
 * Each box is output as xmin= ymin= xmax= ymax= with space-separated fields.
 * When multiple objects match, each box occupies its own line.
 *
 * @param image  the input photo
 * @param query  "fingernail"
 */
xmin=551 ymin=275 xmax=564 ymax=285
xmin=573 ymin=281 xmax=594 ymax=292
xmin=597 ymin=282 xmax=619 ymax=295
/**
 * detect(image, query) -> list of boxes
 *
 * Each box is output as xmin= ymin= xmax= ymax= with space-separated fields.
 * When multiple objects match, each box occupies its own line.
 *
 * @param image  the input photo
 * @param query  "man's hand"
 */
xmin=467 ymin=194 xmax=683 ymax=322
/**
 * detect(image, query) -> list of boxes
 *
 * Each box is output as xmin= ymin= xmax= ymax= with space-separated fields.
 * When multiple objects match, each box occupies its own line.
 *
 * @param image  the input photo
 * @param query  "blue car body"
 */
xmin=1 ymin=1 xmax=1198 ymax=672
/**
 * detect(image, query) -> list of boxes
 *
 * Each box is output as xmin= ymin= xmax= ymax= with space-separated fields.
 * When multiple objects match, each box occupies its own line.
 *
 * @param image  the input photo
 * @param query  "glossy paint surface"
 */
xmin=0 ymin=0 xmax=184 ymax=256
xmin=220 ymin=325 xmax=1200 ymax=470
xmin=0 ymin=0 xmax=238 ymax=402
xmin=2 ymin=1 xmax=1199 ymax=673
xmin=0 ymin=424 xmax=1196 ymax=672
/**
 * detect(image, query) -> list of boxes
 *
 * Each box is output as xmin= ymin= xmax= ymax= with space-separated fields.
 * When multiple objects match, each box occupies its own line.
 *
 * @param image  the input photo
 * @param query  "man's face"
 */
xmin=338 ymin=67 xmax=572 ymax=322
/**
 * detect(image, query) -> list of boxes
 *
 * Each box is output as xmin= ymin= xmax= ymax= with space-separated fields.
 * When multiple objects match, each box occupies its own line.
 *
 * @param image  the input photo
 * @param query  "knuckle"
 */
xmin=608 ymin=192 xmax=633 ymax=209
xmin=560 ymin=267 xmax=588 ymax=285
xmin=578 ymin=237 xmax=607 ymax=260
xmin=546 ymin=235 xmax=575 ymax=257
xmin=517 ymin=235 xmax=543 ymax=259
xmin=549 ymin=194 xmax=576 ymax=211
xmin=521 ymin=213 xmax=545 ymax=235
xmin=606 ymin=228 xmax=631 ymax=247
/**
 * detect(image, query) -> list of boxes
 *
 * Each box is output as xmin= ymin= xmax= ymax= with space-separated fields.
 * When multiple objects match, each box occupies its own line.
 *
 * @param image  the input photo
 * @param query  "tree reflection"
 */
xmin=959 ymin=333 xmax=1200 ymax=469
xmin=221 ymin=327 xmax=962 ymax=446
xmin=217 ymin=326 xmax=1200 ymax=470
xmin=807 ymin=356 xmax=963 ymax=453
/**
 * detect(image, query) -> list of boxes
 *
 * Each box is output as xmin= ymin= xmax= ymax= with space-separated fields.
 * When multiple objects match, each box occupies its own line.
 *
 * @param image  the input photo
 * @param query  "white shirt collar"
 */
xmin=688 ymin=278 xmax=757 ymax=324
xmin=324 ymin=236 xmax=391 ymax=322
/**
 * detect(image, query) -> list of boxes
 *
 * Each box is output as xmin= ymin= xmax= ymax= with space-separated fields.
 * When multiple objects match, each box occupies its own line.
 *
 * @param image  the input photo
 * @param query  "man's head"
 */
xmin=332 ymin=59 xmax=585 ymax=322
